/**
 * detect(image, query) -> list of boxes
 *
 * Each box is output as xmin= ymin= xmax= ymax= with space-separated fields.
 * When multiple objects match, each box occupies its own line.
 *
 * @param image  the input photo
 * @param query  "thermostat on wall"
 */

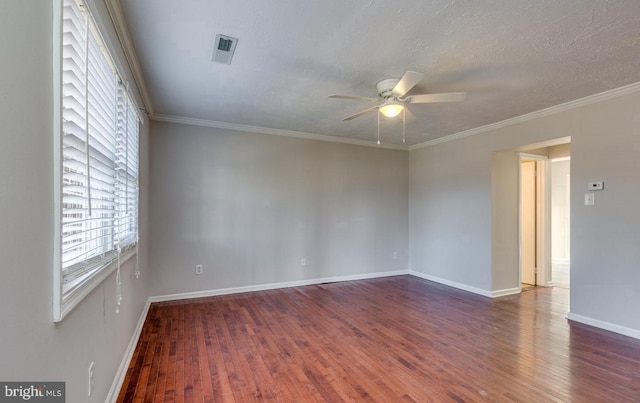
xmin=588 ymin=181 xmax=604 ymax=191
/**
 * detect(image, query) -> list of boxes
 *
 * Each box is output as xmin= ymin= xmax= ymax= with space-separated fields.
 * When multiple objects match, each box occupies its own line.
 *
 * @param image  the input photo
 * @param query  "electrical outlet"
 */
xmin=393 ymin=251 xmax=399 ymax=260
xmin=300 ymin=258 xmax=306 ymax=267
xmin=88 ymin=361 xmax=94 ymax=397
xmin=195 ymin=264 xmax=203 ymax=275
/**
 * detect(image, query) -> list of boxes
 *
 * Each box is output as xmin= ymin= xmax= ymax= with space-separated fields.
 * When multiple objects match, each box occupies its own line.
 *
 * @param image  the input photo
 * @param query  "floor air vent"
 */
xmin=213 ymin=34 xmax=238 ymax=65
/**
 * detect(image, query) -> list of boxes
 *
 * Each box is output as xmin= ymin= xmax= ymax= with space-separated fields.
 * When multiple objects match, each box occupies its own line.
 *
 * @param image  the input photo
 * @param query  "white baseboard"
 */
xmin=149 ymin=269 xmax=410 ymax=303
xmin=409 ymin=271 xmax=492 ymax=297
xmin=491 ymin=287 xmax=521 ymax=298
xmin=106 ymin=298 xmax=152 ymax=403
xmin=409 ymin=271 xmax=522 ymax=298
xmin=566 ymin=312 xmax=640 ymax=340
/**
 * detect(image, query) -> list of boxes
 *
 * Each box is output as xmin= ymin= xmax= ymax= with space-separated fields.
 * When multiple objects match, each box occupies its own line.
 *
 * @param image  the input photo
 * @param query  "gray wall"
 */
xmin=409 ymin=135 xmax=493 ymax=291
xmin=0 ymin=2 xmax=151 ymax=402
xmin=150 ymin=121 xmax=409 ymax=296
xmin=569 ymin=94 xmax=640 ymax=331
xmin=551 ymin=159 xmax=570 ymax=262
xmin=410 ymin=90 xmax=640 ymax=332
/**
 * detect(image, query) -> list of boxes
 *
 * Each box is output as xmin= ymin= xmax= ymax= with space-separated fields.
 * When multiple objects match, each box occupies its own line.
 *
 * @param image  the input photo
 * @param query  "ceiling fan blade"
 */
xmin=404 ymin=107 xmax=417 ymax=123
xmin=409 ymin=92 xmax=467 ymax=104
xmin=329 ymin=94 xmax=380 ymax=102
xmin=343 ymin=105 xmax=380 ymax=121
xmin=393 ymin=71 xmax=424 ymax=97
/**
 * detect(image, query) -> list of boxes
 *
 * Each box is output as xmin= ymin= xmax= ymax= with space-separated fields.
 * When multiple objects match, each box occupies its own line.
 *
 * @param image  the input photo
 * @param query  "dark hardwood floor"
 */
xmin=117 ymin=276 xmax=640 ymax=402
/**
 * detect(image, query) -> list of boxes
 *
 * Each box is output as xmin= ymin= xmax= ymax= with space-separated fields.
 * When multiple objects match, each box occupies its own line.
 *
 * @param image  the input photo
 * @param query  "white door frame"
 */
xmin=519 ymin=153 xmax=551 ymax=288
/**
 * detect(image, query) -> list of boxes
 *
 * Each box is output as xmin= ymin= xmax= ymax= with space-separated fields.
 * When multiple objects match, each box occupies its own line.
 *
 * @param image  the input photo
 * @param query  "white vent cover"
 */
xmin=212 ymin=34 xmax=238 ymax=65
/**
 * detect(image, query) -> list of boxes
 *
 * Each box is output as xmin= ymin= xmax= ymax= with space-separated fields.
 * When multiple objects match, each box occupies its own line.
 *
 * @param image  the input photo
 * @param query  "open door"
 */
xmin=521 ymin=160 xmax=537 ymax=285
xmin=520 ymin=154 xmax=549 ymax=288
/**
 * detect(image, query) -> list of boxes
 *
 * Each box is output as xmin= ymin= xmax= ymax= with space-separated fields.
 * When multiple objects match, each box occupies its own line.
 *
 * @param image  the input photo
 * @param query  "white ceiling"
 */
xmin=118 ymin=0 xmax=640 ymax=146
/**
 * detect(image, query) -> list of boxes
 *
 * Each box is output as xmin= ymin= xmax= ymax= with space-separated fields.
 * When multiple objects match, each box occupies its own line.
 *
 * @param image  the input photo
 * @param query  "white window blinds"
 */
xmin=57 ymin=0 xmax=139 ymax=317
xmin=115 ymin=86 xmax=139 ymax=250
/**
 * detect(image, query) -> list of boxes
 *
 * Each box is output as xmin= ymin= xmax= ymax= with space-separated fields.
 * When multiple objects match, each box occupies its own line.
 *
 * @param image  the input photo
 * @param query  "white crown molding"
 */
xmin=154 ymin=79 xmax=640 ymax=152
xmin=153 ymin=114 xmax=410 ymax=151
xmin=409 ymin=81 xmax=640 ymax=151
xmin=104 ymin=0 xmax=155 ymax=117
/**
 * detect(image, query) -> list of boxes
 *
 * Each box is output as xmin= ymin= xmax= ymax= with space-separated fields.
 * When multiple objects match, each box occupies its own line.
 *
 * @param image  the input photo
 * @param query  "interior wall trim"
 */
xmin=567 ymin=312 xmax=640 ymax=341
xmin=149 ymin=270 xmax=410 ymax=303
xmin=106 ymin=298 xmax=152 ymax=403
xmin=153 ymin=114 xmax=409 ymax=151
xmin=153 ymin=79 xmax=640 ymax=152
xmin=491 ymin=287 xmax=521 ymax=298
xmin=409 ymin=80 xmax=640 ymax=151
xmin=409 ymin=270 xmax=492 ymax=297
xmin=104 ymin=0 xmax=155 ymax=116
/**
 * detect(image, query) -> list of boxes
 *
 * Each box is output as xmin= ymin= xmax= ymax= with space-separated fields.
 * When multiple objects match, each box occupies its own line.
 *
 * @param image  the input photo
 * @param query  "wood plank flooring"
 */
xmin=117 ymin=276 xmax=640 ymax=402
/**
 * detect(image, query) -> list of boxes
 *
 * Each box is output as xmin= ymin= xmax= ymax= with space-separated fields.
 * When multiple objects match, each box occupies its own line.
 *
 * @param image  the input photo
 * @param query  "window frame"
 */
xmin=53 ymin=0 xmax=141 ymax=322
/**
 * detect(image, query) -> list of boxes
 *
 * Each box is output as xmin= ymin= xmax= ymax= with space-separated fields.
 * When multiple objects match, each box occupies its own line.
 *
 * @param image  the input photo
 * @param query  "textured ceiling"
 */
xmin=119 ymin=0 xmax=640 ymax=146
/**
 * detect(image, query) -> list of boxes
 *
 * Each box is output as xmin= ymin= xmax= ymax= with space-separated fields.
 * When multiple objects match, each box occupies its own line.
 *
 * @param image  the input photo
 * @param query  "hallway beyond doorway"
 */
xmin=553 ymin=261 xmax=570 ymax=288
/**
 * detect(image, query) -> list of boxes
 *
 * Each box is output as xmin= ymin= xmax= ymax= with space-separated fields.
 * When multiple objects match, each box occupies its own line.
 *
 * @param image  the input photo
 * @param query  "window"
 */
xmin=54 ymin=0 xmax=140 ymax=321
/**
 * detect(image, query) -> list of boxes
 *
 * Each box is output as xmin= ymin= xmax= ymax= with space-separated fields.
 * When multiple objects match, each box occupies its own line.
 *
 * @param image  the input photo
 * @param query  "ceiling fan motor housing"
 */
xmin=376 ymin=78 xmax=400 ymax=99
xmin=331 ymin=71 xmax=466 ymax=122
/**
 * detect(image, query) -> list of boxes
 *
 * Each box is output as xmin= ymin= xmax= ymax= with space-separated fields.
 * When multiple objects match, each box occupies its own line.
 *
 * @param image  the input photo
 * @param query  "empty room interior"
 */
xmin=2 ymin=1 xmax=640 ymax=402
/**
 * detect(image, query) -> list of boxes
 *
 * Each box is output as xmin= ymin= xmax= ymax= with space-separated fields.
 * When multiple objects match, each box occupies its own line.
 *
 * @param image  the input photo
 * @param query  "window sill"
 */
xmin=54 ymin=247 xmax=137 ymax=322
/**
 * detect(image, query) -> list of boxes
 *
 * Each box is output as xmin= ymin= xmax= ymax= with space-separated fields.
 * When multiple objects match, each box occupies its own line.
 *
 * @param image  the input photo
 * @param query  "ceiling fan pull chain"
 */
xmin=377 ymin=109 xmax=381 ymax=145
xmin=403 ymin=108 xmax=406 ymax=144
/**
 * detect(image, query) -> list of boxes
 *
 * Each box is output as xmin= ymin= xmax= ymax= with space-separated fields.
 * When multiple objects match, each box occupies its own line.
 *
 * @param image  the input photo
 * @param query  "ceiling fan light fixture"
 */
xmin=379 ymin=100 xmax=404 ymax=118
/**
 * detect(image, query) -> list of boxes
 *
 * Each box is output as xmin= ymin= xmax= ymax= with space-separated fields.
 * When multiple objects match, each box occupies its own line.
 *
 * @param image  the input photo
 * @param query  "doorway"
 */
xmin=520 ymin=154 xmax=547 ymax=289
xmin=490 ymin=137 xmax=570 ymax=296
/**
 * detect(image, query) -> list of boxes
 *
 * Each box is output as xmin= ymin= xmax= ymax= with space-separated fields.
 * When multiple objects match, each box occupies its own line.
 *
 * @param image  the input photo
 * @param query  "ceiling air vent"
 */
xmin=212 ymin=34 xmax=238 ymax=65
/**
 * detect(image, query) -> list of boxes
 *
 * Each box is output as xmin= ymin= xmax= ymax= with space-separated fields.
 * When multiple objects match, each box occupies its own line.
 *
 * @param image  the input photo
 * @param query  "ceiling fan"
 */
xmin=329 ymin=71 xmax=466 ymax=121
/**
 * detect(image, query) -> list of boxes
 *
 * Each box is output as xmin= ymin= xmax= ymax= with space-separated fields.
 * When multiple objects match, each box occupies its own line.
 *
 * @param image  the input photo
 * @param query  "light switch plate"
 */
xmin=584 ymin=193 xmax=595 ymax=206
